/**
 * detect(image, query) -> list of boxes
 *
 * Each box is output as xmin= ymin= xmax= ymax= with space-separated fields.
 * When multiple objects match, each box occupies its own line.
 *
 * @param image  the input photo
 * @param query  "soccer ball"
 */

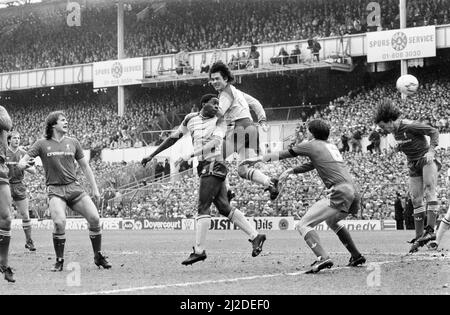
xmin=396 ymin=74 xmax=419 ymax=96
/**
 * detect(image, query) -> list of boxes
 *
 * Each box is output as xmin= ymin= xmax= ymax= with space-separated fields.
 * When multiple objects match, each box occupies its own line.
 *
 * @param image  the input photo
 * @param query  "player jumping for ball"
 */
xmin=6 ymin=131 xmax=37 ymax=251
xmin=242 ymin=119 xmax=366 ymax=273
xmin=374 ymin=100 xmax=441 ymax=253
xmin=141 ymin=94 xmax=266 ymax=265
xmin=208 ymin=61 xmax=279 ymax=200
xmin=18 ymin=111 xmax=111 ymax=271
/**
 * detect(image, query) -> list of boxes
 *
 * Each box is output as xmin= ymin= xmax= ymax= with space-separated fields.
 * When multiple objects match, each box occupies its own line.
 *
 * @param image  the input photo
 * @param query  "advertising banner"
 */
xmin=367 ymin=26 xmax=436 ymax=63
xmin=93 ymin=57 xmax=143 ymax=88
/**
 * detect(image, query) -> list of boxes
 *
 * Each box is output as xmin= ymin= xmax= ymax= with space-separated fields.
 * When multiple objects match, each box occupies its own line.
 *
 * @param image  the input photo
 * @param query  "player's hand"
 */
xmin=239 ymin=156 xmax=262 ymax=167
xmin=175 ymin=155 xmax=190 ymax=168
xmin=18 ymin=159 xmax=34 ymax=170
xmin=141 ymin=155 xmax=153 ymax=167
xmin=278 ymin=168 xmax=294 ymax=182
xmin=260 ymin=121 xmax=269 ymax=132
xmin=424 ymin=151 xmax=434 ymax=164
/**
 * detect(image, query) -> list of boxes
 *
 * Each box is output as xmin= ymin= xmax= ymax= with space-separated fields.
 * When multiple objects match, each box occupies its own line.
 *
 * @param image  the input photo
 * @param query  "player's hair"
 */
xmin=199 ymin=94 xmax=218 ymax=110
xmin=374 ymin=99 xmax=401 ymax=124
xmin=7 ymin=131 xmax=20 ymax=144
xmin=308 ymin=119 xmax=330 ymax=140
xmin=45 ymin=111 xmax=65 ymax=140
xmin=209 ymin=61 xmax=235 ymax=84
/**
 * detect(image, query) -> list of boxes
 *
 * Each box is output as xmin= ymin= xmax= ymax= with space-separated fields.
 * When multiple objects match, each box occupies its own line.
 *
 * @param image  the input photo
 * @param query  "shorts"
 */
xmin=329 ymin=182 xmax=360 ymax=215
xmin=196 ymin=160 xmax=228 ymax=179
xmin=408 ymin=157 xmax=442 ymax=177
xmin=223 ymin=119 xmax=260 ymax=159
xmin=10 ymin=182 xmax=27 ymax=201
xmin=47 ymin=182 xmax=87 ymax=207
xmin=0 ymin=162 xmax=8 ymax=185
xmin=197 ymin=174 xmax=231 ymax=216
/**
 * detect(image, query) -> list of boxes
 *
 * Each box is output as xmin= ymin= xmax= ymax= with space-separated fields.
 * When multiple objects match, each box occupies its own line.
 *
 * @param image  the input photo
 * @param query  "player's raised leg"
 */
xmin=71 ymin=194 xmax=111 ymax=269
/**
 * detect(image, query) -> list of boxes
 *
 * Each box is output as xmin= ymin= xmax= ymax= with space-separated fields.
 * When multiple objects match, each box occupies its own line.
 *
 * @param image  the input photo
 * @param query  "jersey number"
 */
xmin=325 ymin=143 xmax=343 ymax=162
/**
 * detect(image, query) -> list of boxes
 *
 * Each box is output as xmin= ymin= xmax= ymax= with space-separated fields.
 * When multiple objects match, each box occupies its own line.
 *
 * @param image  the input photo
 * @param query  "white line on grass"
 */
xmin=72 ymin=254 xmax=449 ymax=295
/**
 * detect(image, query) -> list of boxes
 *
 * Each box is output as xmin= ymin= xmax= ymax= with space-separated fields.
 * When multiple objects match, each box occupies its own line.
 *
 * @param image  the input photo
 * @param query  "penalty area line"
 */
xmin=72 ymin=254 xmax=449 ymax=295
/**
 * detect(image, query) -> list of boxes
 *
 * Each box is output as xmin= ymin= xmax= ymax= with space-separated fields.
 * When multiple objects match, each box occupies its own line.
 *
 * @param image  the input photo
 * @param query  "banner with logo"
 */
xmin=181 ymin=217 xmax=295 ymax=231
xmin=311 ymin=220 xmax=382 ymax=231
xmin=367 ymin=26 xmax=436 ymax=63
xmin=93 ymin=57 xmax=143 ymax=88
xmin=11 ymin=218 xmax=123 ymax=230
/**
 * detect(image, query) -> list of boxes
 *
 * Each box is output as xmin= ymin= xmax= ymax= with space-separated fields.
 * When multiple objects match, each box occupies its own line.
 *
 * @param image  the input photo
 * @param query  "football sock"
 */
xmin=426 ymin=201 xmax=439 ymax=231
xmin=335 ymin=226 xmax=361 ymax=258
xmin=89 ymin=225 xmax=102 ymax=255
xmin=229 ymin=209 xmax=258 ymax=240
xmin=53 ymin=233 xmax=66 ymax=259
xmin=195 ymin=215 xmax=211 ymax=254
xmin=242 ymin=168 xmax=271 ymax=187
xmin=413 ymin=206 xmax=426 ymax=239
xmin=22 ymin=219 xmax=32 ymax=242
xmin=0 ymin=229 xmax=11 ymax=266
xmin=304 ymin=230 xmax=328 ymax=259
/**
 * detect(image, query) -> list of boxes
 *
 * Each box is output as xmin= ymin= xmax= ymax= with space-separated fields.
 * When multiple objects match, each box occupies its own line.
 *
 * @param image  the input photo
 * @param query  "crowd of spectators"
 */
xmin=1 ymin=0 xmax=450 ymax=73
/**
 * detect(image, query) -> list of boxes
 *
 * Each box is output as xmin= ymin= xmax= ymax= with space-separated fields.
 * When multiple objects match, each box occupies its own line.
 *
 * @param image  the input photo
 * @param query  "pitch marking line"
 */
xmin=73 ymin=254 xmax=449 ymax=295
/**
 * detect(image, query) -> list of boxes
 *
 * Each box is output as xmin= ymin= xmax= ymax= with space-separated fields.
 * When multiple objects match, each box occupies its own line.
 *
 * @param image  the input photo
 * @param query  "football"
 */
xmin=396 ymin=74 xmax=419 ymax=96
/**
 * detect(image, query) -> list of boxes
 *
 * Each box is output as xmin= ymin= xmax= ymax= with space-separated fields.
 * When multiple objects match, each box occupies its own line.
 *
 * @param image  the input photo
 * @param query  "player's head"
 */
xmin=374 ymin=99 xmax=401 ymax=133
xmin=209 ymin=61 xmax=234 ymax=91
xmin=45 ymin=111 xmax=68 ymax=139
xmin=199 ymin=94 xmax=219 ymax=118
xmin=7 ymin=131 xmax=20 ymax=148
xmin=307 ymin=119 xmax=330 ymax=141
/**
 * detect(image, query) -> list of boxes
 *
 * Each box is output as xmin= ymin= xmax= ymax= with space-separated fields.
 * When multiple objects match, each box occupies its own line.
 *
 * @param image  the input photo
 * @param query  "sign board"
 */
xmin=93 ymin=57 xmax=143 ymax=88
xmin=367 ymin=26 xmax=436 ymax=63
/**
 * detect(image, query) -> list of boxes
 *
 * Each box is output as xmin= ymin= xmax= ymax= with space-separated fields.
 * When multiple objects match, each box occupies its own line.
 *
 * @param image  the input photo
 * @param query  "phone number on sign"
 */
xmin=382 ymin=50 xmax=422 ymax=60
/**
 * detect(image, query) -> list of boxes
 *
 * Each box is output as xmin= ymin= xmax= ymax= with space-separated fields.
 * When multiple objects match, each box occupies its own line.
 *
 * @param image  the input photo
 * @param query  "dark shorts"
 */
xmin=196 ymin=160 xmax=228 ymax=179
xmin=48 ymin=182 xmax=87 ymax=207
xmin=329 ymin=182 xmax=360 ymax=215
xmin=10 ymin=182 xmax=27 ymax=201
xmin=197 ymin=174 xmax=231 ymax=216
xmin=408 ymin=157 xmax=442 ymax=177
xmin=0 ymin=162 xmax=9 ymax=185
xmin=223 ymin=119 xmax=260 ymax=158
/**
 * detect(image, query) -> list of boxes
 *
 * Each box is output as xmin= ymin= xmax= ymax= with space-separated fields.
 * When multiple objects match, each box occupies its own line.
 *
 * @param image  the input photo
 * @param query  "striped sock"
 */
xmin=22 ymin=219 xmax=32 ymax=242
xmin=0 ymin=229 xmax=11 ymax=266
xmin=413 ymin=206 xmax=426 ymax=239
xmin=89 ymin=225 xmax=102 ymax=255
xmin=52 ymin=233 xmax=66 ymax=259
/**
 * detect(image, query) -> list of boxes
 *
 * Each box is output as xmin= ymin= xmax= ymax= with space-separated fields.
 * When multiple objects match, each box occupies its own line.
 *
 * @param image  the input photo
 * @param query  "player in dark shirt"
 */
xmin=18 ymin=111 xmax=111 ymax=271
xmin=374 ymin=100 xmax=441 ymax=253
xmin=6 ymin=131 xmax=37 ymax=251
xmin=241 ymin=119 xmax=365 ymax=273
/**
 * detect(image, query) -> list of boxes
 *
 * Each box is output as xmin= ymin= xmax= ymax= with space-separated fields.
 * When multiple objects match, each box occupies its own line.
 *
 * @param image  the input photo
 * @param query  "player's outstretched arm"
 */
xmin=0 ymin=106 xmax=12 ymax=131
xmin=77 ymin=157 xmax=100 ymax=201
xmin=141 ymin=130 xmax=184 ymax=167
xmin=278 ymin=162 xmax=315 ymax=182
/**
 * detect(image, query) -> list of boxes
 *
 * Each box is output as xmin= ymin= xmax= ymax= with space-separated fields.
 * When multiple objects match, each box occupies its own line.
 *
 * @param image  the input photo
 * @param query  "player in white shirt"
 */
xmin=141 ymin=95 xmax=266 ymax=265
xmin=209 ymin=62 xmax=279 ymax=200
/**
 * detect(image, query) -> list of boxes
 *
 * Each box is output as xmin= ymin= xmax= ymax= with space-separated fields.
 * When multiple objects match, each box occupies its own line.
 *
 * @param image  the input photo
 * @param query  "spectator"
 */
xmin=394 ymin=192 xmax=404 ymax=230
xmin=248 ymin=45 xmax=260 ymax=69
